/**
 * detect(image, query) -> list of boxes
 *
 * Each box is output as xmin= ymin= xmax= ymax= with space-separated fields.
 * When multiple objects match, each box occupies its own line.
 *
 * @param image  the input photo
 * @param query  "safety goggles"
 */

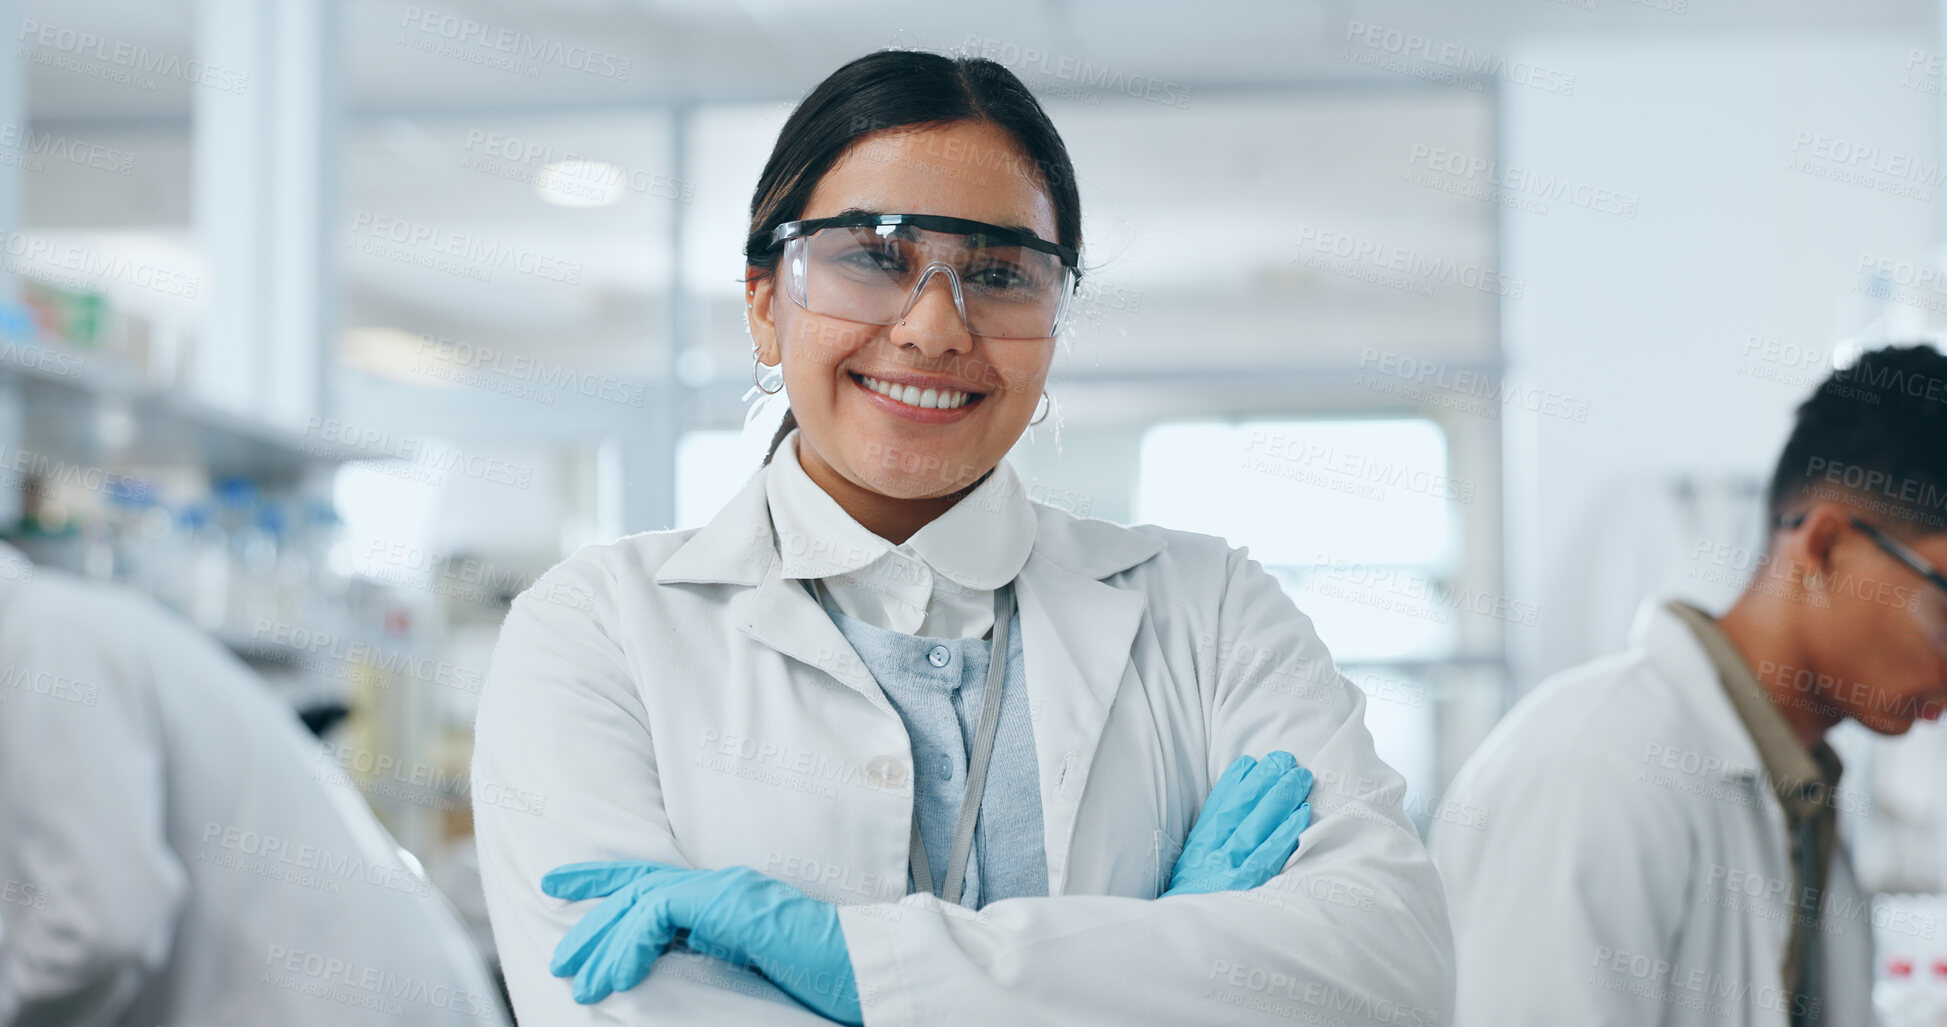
xmin=1779 ymin=511 xmax=1947 ymax=655
xmin=758 ymin=213 xmax=1079 ymax=340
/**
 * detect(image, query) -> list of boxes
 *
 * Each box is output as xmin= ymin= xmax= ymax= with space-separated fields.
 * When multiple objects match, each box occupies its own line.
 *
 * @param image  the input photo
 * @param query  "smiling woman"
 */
xmin=470 ymin=48 xmax=1455 ymax=1027
xmin=743 ymin=57 xmax=1082 ymax=546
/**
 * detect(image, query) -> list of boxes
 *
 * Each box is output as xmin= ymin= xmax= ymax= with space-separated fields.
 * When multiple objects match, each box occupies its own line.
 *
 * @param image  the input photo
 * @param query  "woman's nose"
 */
xmin=893 ymin=267 xmax=975 ymax=355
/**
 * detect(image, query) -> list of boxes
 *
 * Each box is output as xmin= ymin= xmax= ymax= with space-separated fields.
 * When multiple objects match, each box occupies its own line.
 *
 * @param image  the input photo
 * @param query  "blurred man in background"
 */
xmin=1432 ymin=344 xmax=1947 ymax=1025
xmin=0 ymin=540 xmax=511 ymax=1027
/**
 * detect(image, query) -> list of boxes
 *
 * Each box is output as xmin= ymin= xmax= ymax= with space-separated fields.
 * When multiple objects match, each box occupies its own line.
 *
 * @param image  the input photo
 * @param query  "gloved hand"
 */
xmin=1161 ymin=750 xmax=1313 ymax=897
xmin=542 ymin=861 xmax=863 ymax=1025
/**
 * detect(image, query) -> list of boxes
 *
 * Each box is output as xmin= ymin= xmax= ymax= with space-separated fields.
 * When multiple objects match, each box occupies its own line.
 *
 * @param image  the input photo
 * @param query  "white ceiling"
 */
xmin=22 ymin=0 xmax=1935 ymax=119
xmin=16 ymin=0 xmax=1938 ymax=400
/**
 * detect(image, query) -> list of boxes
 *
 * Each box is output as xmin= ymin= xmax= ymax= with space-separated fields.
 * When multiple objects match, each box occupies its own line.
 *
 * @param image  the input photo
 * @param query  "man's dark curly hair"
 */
xmin=1767 ymin=343 xmax=1947 ymax=536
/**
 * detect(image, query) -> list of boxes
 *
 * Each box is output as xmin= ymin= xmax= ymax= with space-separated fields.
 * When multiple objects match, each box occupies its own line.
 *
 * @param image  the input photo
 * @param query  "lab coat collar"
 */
xmin=1627 ymin=597 xmax=1767 ymax=784
xmin=762 ymin=428 xmax=1037 ymax=590
xmin=900 ymin=457 xmax=1037 ymax=593
xmin=657 ymin=453 xmax=1163 ymax=588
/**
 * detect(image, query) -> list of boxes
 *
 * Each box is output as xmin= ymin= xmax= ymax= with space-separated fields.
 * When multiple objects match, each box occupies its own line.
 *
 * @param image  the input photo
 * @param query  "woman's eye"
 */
xmin=969 ymin=263 xmax=1030 ymax=290
xmin=849 ymin=245 xmax=906 ymax=271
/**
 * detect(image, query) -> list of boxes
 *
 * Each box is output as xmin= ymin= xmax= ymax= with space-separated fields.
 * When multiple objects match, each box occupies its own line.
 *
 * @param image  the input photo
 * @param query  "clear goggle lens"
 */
xmin=782 ymin=224 xmax=1075 ymax=340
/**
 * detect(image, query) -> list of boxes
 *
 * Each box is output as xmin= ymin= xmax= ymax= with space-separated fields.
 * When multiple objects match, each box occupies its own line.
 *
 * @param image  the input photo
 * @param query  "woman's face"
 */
xmin=747 ymin=119 xmax=1061 ymax=501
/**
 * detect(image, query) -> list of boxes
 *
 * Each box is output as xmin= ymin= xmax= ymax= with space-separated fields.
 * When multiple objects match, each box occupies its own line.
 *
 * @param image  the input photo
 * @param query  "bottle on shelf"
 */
xmin=1927 ymin=956 xmax=1947 ymax=1027
xmin=80 ymin=500 xmax=118 ymax=582
xmin=1877 ymin=954 xmax=1918 ymax=1026
xmin=267 ymin=499 xmax=308 ymax=629
xmin=131 ymin=495 xmax=176 ymax=602
xmin=297 ymin=497 xmax=349 ymax=641
xmin=79 ymin=480 xmax=154 ymax=585
xmin=178 ymin=502 xmax=228 ymax=631
xmin=231 ymin=497 xmax=280 ymax=632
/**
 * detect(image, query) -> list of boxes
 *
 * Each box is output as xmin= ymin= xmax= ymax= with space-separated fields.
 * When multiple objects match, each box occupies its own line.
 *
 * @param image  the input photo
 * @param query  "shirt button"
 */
xmin=927 ymin=645 xmax=951 ymax=668
xmin=866 ymin=755 xmax=909 ymax=791
xmin=936 ymin=753 xmax=954 ymax=781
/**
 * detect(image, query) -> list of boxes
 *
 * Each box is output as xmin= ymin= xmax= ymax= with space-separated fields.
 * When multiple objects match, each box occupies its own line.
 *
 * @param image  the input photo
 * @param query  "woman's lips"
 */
xmin=849 ymin=373 xmax=985 ymax=423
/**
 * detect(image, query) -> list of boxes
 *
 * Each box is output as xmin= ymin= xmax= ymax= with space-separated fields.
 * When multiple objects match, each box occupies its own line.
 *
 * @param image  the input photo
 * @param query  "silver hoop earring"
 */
xmin=753 ymin=354 xmax=784 ymax=395
xmin=1029 ymin=390 xmax=1051 ymax=426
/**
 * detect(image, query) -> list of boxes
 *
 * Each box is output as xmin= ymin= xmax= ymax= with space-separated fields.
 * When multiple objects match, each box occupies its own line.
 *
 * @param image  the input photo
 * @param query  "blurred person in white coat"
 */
xmin=472 ymin=48 xmax=1454 ymax=1027
xmin=1431 ymin=344 xmax=1947 ymax=1026
xmin=0 ymin=538 xmax=511 ymax=1027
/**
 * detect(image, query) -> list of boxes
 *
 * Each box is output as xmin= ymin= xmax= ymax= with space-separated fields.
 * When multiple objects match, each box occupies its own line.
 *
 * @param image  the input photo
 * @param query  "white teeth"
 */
xmin=859 ymin=375 xmax=971 ymax=410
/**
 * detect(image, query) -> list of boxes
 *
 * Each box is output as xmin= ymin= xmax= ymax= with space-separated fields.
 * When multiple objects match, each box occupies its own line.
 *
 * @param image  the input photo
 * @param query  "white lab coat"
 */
xmin=0 ymin=544 xmax=510 ymax=1027
xmin=1429 ymin=599 xmax=1874 ymax=1026
xmin=472 ymin=458 xmax=1455 ymax=1026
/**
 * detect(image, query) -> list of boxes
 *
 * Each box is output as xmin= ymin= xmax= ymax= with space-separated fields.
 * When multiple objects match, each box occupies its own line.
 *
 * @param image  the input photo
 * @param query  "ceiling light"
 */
xmin=534 ymin=160 xmax=626 ymax=208
xmin=339 ymin=325 xmax=459 ymax=388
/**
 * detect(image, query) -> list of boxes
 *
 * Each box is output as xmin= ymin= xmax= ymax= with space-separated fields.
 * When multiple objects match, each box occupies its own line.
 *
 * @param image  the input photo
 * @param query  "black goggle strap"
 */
xmin=758 ymin=213 xmax=1077 ymax=268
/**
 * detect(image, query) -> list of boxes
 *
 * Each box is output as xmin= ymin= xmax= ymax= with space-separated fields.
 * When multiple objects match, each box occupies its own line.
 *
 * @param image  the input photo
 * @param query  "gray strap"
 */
xmin=908 ymin=815 xmax=934 ymax=897
xmin=935 ymin=583 xmax=1013 ymax=904
xmin=1790 ymin=816 xmax=1822 ymax=1026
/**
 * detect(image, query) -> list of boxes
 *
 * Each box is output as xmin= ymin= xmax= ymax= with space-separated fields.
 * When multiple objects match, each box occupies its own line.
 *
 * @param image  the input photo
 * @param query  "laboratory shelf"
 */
xmin=0 ymin=337 xmax=365 ymax=486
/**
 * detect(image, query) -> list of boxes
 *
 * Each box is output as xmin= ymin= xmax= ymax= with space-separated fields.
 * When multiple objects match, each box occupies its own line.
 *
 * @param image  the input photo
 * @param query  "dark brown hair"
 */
xmin=1767 ymin=343 xmax=1947 ymax=535
xmin=743 ymin=48 xmax=1085 ymax=466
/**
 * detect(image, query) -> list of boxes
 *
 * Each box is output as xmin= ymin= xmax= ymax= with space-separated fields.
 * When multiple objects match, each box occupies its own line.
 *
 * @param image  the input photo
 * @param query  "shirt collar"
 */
xmin=1664 ymin=599 xmax=1844 ymax=815
xmin=766 ymin=428 xmax=893 ymax=579
xmin=764 ymin=428 xmax=1037 ymax=588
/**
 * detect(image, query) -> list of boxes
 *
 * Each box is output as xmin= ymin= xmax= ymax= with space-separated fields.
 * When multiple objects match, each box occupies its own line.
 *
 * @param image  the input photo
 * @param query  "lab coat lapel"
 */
xmin=1014 ymin=508 xmax=1166 ymax=895
xmin=656 ymin=464 xmax=892 ymax=715
xmin=1630 ymin=599 xmax=1767 ymax=787
xmin=1015 ymin=556 xmax=1146 ymax=895
xmin=738 ymin=559 xmax=895 ymax=716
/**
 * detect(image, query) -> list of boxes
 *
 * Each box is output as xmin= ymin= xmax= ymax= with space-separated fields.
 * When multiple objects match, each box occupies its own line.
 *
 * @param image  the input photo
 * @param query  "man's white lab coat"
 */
xmin=1431 ymin=599 xmax=1874 ymax=1026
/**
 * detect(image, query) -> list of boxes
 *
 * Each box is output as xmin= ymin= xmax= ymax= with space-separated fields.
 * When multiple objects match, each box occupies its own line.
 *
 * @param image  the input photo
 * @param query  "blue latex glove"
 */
xmin=542 ymin=861 xmax=863 ymax=1025
xmin=1161 ymin=750 xmax=1313 ymax=897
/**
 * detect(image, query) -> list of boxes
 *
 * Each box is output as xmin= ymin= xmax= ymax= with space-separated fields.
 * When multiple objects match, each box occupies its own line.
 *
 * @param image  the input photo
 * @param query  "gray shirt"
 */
xmin=816 ymin=591 xmax=1049 ymax=909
